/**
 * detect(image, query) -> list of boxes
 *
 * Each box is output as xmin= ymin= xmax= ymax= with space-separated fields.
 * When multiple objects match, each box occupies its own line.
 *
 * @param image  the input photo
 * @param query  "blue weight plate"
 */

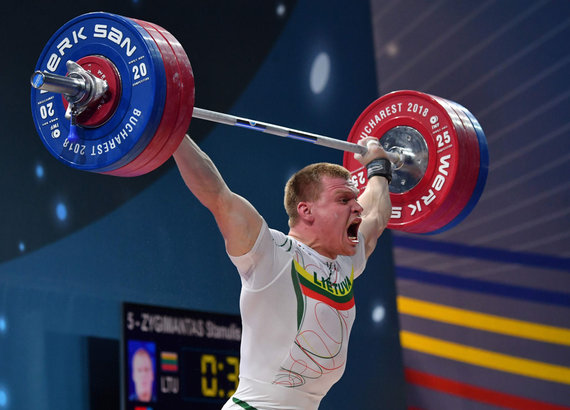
xmin=30 ymin=12 xmax=166 ymax=172
xmin=429 ymin=101 xmax=489 ymax=234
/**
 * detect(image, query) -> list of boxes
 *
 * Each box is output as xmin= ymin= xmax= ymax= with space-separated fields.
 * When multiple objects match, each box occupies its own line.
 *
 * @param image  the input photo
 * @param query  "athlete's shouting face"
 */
xmin=301 ymin=176 xmax=363 ymax=259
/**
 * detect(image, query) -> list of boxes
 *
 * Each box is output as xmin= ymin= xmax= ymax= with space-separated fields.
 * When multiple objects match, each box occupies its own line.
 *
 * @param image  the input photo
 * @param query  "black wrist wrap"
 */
xmin=366 ymin=158 xmax=392 ymax=183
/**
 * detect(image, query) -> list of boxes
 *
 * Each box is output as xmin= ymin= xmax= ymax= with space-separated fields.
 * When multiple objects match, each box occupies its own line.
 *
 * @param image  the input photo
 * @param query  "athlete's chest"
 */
xmin=290 ymin=251 xmax=356 ymax=313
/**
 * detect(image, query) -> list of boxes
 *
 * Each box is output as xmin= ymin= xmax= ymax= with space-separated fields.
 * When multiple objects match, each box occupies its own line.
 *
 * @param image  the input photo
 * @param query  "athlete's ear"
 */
xmin=297 ymin=201 xmax=314 ymax=223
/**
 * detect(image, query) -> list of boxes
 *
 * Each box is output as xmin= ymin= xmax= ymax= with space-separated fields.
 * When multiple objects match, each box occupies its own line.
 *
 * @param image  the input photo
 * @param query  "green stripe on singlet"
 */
xmin=291 ymin=262 xmax=305 ymax=330
xmin=232 ymin=396 xmax=258 ymax=409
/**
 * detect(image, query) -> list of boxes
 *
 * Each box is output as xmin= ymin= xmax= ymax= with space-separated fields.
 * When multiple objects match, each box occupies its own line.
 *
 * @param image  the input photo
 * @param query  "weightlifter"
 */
xmin=173 ymin=134 xmax=392 ymax=409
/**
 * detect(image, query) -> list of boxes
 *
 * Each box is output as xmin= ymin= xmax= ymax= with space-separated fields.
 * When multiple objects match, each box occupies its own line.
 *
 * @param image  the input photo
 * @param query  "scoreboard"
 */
xmin=122 ymin=302 xmax=242 ymax=409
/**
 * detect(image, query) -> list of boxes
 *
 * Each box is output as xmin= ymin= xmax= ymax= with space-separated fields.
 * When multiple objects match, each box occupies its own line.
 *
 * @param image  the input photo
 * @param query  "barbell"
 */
xmin=29 ymin=12 xmax=488 ymax=234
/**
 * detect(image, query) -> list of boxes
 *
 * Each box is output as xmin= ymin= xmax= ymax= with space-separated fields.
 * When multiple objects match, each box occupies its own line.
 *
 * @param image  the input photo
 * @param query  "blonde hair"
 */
xmin=284 ymin=162 xmax=350 ymax=227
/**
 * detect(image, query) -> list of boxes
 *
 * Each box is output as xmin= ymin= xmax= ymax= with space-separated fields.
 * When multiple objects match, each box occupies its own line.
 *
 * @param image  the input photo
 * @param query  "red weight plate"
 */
xmin=61 ymin=55 xmax=122 ymax=127
xmin=102 ymin=18 xmax=182 ymax=177
xmin=146 ymin=22 xmax=195 ymax=171
xmin=111 ymin=19 xmax=181 ymax=176
xmin=423 ymin=97 xmax=481 ymax=232
xmin=397 ymin=95 xmax=472 ymax=233
xmin=446 ymin=100 xmax=484 ymax=228
xmin=121 ymin=20 xmax=194 ymax=177
xmin=409 ymin=96 xmax=480 ymax=233
xmin=436 ymin=100 xmax=489 ymax=233
xmin=343 ymin=91 xmax=461 ymax=233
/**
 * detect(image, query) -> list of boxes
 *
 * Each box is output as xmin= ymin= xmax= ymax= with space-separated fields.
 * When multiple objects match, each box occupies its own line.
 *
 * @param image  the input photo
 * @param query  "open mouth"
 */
xmin=347 ymin=219 xmax=361 ymax=243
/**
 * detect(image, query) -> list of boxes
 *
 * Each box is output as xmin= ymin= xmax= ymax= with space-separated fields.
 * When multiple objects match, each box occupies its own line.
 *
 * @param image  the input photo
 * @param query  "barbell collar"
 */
xmin=30 ymin=60 xmax=108 ymax=107
xmin=65 ymin=60 xmax=109 ymax=106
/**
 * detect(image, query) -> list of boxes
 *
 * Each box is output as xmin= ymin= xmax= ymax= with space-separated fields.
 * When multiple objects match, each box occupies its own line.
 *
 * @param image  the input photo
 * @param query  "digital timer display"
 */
xmin=181 ymin=350 xmax=240 ymax=401
xmin=122 ymin=302 xmax=242 ymax=410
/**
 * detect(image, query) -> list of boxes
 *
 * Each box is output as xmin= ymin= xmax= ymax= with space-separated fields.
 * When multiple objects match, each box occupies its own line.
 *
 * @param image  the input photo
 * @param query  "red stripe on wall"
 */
xmin=405 ymin=368 xmax=569 ymax=410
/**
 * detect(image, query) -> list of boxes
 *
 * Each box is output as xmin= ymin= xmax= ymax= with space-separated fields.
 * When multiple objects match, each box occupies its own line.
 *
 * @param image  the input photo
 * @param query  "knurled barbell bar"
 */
xmin=29 ymin=12 xmax=488 ymax=234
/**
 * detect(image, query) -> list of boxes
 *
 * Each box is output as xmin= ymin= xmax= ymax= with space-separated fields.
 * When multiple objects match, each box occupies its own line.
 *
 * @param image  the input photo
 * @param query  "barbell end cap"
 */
xmin=31 ymin=72 xmax=45 ymax=89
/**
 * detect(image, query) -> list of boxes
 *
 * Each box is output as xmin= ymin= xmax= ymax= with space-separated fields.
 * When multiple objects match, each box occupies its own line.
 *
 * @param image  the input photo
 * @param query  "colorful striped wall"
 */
xmin=395 ymin=241 xmax=569 ymax=409
xmin=370 ymin=0 xmax=570 ymax=408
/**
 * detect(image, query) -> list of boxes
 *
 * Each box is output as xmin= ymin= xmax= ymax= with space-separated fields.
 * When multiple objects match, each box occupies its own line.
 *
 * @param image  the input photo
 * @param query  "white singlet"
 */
xmin=222 ymin=220 xmax=366 ymax=410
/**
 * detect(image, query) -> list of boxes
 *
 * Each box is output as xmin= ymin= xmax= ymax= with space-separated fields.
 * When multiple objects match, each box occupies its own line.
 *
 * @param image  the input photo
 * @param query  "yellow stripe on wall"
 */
xmin=400 ymin=330 xmax=570 ymax=385
xmin=397 ymin=296 xmax=570 ymax=346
